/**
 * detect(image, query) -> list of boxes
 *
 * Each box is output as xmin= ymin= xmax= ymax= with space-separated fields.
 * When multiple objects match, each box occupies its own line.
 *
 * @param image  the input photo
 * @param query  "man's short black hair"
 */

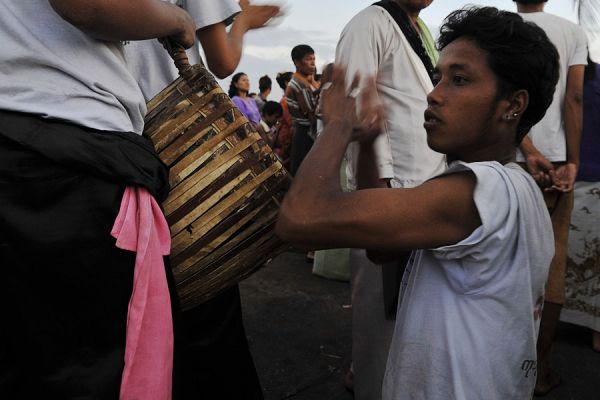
xmin=276 ymin=72 xmax=293 ymax=90
xmin=291 ymin=44 xmax=314 ymax=62
xmin=513 ymin=0 xmax=548 ymax=4
xmin=437 ymin=6 xmax=559 ymax=143
xmin=259 ymin=75 xmax=272 ymax=93
xmin=262 ymin=101 xmax=283 ymax=117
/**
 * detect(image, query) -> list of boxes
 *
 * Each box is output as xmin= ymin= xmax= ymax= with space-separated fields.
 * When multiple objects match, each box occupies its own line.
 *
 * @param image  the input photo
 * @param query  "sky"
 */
xmin=215 ymin=1 xmax=580 ymax=99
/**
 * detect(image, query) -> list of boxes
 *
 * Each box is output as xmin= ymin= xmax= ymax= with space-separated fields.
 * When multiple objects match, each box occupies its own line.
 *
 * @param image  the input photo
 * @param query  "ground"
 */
xmin=240 ymin=250 xmax=600 ymax=400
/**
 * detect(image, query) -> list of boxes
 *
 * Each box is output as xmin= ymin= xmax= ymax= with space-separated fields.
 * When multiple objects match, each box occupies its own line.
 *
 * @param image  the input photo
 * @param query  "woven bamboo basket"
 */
xmin=144 ymin=44 xmax=290 ymax=310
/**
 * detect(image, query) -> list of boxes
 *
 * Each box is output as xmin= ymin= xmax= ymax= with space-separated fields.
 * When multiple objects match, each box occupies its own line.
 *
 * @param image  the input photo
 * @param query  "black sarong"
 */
xmin=0 ymin=111 xmax=263 ymax=399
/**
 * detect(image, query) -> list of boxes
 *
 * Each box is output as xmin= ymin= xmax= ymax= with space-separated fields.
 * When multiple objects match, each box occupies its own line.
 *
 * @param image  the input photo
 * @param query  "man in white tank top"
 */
xmin=276 ymin=6 xmax=559 ymax=400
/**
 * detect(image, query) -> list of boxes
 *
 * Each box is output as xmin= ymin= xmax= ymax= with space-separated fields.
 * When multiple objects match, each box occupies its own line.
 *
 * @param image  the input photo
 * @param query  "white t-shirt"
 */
xmin=335 ymin=6 xmax=446 ymax=190
xmin=383 ymin=161 xmax=554 ymax=400
xmin=0 ymin=1 xmax=146 ymax=134
xmin=125 ymin=0 xmax=240 ymax=101
xmin=516 ymin=12 xmax=588 ymax=162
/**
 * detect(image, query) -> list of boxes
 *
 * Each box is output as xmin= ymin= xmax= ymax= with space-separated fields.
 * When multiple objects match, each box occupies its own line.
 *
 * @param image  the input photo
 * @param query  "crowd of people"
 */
xmin=0 ymin=0 xmax=598 ymax=400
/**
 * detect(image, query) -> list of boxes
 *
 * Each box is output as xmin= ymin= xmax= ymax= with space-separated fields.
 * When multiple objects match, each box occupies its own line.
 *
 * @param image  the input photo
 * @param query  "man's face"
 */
xmin=396 ymin=0 xmax=433 ymax=12
xmin=235 ymin=74 xmax=251 ymax=93
xmin=424 ymin=37 xmax=507 ymax=160
xmin=295 ymin=53 xmax=316 ymax=75
xmin=263 ymin=112 xmax=282 ymax=128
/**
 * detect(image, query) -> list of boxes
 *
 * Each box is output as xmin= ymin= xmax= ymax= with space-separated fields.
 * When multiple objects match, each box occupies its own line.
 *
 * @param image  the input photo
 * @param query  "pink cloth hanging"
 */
xmin=111 ymin=187 xmax=173 ymax=400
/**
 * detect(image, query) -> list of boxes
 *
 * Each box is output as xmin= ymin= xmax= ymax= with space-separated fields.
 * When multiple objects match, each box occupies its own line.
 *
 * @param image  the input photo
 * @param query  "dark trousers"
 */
xmin=289 ymin=123 xmax=314 ymax=176
xmin=173 ymin=285 xmax=264 ymax=400
xmin=0 ymin=135 xmax=134 ymax=399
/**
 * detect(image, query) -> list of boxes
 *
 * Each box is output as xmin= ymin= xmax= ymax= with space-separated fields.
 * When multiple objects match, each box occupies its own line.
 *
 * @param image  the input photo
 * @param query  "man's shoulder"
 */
xmin=520 ymin=12 xmax=581 ymax=32
xmin=343 ymin=5 xmax=394 ymax=32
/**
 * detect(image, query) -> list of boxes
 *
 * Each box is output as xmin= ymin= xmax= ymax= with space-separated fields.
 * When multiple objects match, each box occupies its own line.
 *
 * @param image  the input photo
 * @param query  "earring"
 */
xmin=513 ymin=112 xmax=519 ymax=118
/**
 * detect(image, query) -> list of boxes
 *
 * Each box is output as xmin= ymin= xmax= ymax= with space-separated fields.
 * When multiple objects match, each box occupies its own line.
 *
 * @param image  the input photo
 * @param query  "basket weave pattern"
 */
xmin=144 ymin=64 xmax=290 ymax=310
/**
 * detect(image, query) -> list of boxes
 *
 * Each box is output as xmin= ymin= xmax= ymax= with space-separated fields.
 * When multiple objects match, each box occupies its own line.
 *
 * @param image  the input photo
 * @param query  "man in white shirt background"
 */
xmin=513 ymin=0 xmax=587 ymax=396
xmin=335 ymin=1 xmax=445 ymax=398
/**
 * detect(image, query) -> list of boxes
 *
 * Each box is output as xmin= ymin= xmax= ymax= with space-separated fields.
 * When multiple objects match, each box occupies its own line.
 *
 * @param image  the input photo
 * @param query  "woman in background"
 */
xmin=229 ymin=72 xmax=261 ymax=125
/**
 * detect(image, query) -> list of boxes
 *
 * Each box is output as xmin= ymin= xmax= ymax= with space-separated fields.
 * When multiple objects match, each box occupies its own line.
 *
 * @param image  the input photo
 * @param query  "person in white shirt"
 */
xmin=335 ymin=1 xmax=445 ymax=397
xmin=512 ymin=0 xmax=588 ymax=395
xmin=276 ymin=6 xmax=559 ymax=400
xmin=0 ymin=0 xmax=196 ymax=397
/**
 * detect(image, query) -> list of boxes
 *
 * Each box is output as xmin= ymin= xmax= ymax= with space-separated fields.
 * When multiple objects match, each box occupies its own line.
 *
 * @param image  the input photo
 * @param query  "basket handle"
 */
xmin=159 ymin=38 xmax=195 ymax=81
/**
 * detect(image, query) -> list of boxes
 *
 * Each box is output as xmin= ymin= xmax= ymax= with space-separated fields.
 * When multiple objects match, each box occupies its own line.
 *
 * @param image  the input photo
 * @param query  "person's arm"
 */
xmin=197 ymin=0 xmax=279 ymax=79
xmin=551 ymin=64 xmax=585 ymax=192
xmin=48 ymin=0 xmax=196 ymax=47
xmin=519 ymin=135 xmax=554 ymax=189
xmin=275 ymin=66 xmax=481 ymax=251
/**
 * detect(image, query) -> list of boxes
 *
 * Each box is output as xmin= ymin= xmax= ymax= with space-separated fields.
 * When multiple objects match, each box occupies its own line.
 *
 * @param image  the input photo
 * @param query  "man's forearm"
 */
xmin=199 ymin=21 xmax=246 ymax=79
xmin=293 ymin=121 xmax=351 ymax=194
xmin=564 ymin=64 xmax=584 ymax=166
xmin=564 ymin=90 xmax=583 ymax=167
xmin=519 ymin=135 xmax=538 ymax=157
xmin=276 ymin=120 xmax=352 ymax=246
xmin=48 ymin=0 xmax=193 ymax=43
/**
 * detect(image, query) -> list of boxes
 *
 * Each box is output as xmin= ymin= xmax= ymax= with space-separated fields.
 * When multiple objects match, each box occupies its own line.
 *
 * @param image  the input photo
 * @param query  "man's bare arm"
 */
xmin=48 ymin=0 xmax=196 ymax=47
xmin=564 ymin=65 xmax=585 ymax=167
xmin=197 ymin=1 xmax=279 ymax=79
xmin=275 ymin=67 xmax=481 ymax=252
xmin=551 ymin=64 xmax=585 ymax=192
xmin=519 ymin=135 xmax=554 ymax=188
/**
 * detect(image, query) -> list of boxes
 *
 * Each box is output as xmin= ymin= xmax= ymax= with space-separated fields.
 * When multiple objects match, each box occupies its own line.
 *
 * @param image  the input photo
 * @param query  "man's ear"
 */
xmin=506 ymin=89 xmax=529 ymax=119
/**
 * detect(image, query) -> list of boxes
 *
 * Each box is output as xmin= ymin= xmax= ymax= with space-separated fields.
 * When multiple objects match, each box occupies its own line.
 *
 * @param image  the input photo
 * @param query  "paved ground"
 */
xmin=240 ymin=250 xmax=600 ymax=400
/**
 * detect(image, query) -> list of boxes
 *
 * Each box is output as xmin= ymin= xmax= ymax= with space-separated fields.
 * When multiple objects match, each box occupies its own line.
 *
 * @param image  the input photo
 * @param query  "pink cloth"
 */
xmin=111 ymin=187 xmax=173 ymax=400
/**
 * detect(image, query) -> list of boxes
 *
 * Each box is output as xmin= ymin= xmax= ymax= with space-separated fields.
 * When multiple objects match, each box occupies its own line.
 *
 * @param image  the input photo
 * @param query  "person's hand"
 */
xmin=321 ymin=65 xmax=384 ymax=143
xmin=321 ymin=65 xmax=359 ymax=131
xmin=353 ymin=76 xmax=384 ymax=143
xmin=547 ymin=162 xmax=578 ymax=192
xmin=167 ymin=5 xmax=196 ymax=49
xmin=238 ymin=0 xmax=281 ymax=31
xmin=524 ymin=152 xmax=554 ymax=189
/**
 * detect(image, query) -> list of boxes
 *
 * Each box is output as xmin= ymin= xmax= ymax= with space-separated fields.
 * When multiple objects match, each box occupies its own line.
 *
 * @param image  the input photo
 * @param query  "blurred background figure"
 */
xmin=273 ymin=71 xmax=294 ymax=170
xmin=257 ymin=100 xmax=283 ymax=147
xmin=255 ymin=74 xmax=273 ymax=112
xmin=285 ymin=44 xmax=319 ymax=176
xmin=229 ymin=72 xmax=262 ymax=125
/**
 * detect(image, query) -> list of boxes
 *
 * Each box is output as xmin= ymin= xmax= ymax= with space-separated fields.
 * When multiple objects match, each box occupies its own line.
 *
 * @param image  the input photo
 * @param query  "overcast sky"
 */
xmin=215 ymin=1 xmax=579 ymax=98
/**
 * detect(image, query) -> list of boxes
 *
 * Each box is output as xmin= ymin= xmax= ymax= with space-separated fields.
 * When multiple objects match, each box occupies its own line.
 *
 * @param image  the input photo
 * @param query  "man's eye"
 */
xmin=432 ymin=76 xmax=441 ymax=86
xmin=452 ymin=76 xmax=467 ymax=85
